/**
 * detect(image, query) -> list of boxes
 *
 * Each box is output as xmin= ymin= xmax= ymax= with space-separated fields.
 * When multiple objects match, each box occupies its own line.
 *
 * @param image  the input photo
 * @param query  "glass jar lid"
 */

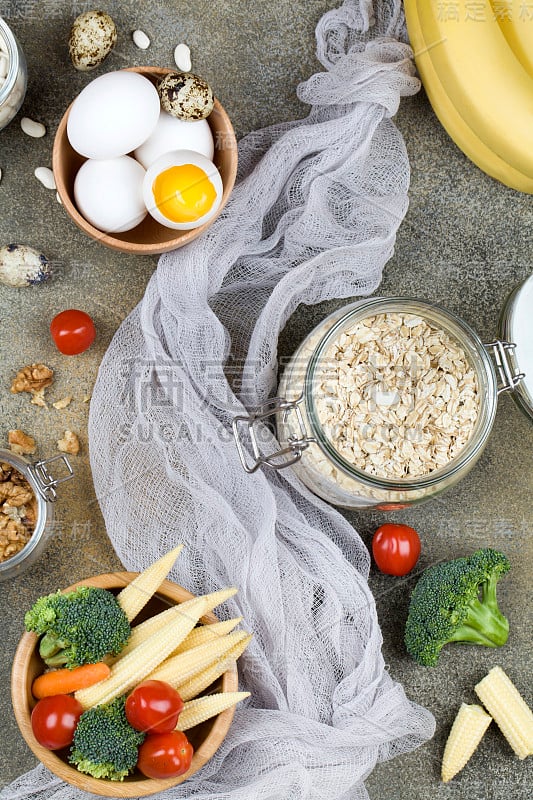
xmin=500 ymin=273 xmax=533 ymax=423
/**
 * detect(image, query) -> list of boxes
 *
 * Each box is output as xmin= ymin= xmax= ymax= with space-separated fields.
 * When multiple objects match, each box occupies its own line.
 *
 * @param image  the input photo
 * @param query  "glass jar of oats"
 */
xmin=0 ymin=450 xmax=73 ymax=581
xmin=234 ymin=297 xmax=529 ymax=510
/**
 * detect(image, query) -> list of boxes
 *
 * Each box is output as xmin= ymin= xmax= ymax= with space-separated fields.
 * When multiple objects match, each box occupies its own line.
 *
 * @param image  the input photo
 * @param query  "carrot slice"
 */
xmin=32 ymin=662 xmax=111 ymax=699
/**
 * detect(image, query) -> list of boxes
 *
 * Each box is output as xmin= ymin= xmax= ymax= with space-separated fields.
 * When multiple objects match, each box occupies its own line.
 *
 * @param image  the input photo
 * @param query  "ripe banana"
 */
xmin=416 ymin=0 xmax=533 ymax=176
xmin=491 ymin=0 xmax=533 ymax=78
xmin=404 ymin=0 xmax=533 ymax=192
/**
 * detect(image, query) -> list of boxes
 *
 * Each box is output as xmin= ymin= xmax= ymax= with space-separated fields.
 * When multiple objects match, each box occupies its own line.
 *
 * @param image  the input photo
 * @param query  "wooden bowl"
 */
xmin=52 ymin=67 xmax=238 ymax=255
xmin=11 ymin=572 xmax=239 ymax=798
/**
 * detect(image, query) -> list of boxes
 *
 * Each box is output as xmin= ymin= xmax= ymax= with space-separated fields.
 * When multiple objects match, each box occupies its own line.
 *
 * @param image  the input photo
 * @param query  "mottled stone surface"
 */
xmin=0 ymin=2 xmax=531 ymax=797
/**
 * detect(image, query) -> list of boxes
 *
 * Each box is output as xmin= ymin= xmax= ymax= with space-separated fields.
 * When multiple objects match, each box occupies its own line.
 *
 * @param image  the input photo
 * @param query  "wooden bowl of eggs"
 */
xmin=53 ymin=67 xmax=238 ymax=255
xmin=11 ymin=572 xmax=242 ymax=797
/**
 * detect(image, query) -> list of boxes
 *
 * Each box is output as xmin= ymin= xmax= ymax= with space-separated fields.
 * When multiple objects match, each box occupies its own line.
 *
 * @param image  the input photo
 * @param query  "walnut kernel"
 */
xmin=0 ymin=481 xmax=34 ymax=506
xmin=0 ymin=462 xmax=13 ymax=482
xmin=11 ymin=363 xmax=54 ymax=395
xmin=52 ymin=396 xmax=72 ymax=410
xmin=31 ymin=390 xmax=48 ymax=408
xmin=0 ymin=462 xmax=36 ymax=563
xmin=57 ymin=430 xmax=80 ymax=455
xmin=8 ymin=429 xmax=36 ymax=455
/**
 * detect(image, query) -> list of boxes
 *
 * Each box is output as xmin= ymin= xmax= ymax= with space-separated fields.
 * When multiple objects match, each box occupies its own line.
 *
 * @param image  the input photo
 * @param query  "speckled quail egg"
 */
xmin=157 ymin=72 xmax=214 ymax=120
xmin=74 ymin=156 xmax=147 ymax=233
xmin=143 ymin=149 xmax=223 ymax=230
xmin=0 ymin=244 xmax=51 ymax=287
xmin=69 ymin=10 xmax=117 ymax=71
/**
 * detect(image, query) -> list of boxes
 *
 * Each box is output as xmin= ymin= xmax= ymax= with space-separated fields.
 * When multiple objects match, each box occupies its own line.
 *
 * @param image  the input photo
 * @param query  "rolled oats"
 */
xmin=314 ymin=313 xmax=479 ymax=479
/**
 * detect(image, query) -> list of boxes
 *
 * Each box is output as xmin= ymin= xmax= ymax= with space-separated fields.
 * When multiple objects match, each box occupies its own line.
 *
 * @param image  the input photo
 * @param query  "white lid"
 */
xmin=502 ymin=273 xmax=533 ymax=423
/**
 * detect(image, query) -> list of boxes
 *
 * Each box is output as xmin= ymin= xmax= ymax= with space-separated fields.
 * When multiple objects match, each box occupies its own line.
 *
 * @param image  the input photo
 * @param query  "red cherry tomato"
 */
xmin=137 ymin=731 xmax=194 ymax=779
xmin=31 ymin=694 xmax=83 ymax=750
xmin=375 ymin=503 xmax=410 ymax=512
xmin=50 ymin=309 xmax=96 ymax=355
xmin=371 ymin=523 xmax=421 ymax=576
xmin=125 ymin=680 xmax=184 ymax=734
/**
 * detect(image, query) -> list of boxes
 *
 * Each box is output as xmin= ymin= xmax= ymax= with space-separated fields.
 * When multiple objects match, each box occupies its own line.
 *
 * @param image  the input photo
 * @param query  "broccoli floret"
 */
xmin=24 ymin=594 xmax=60 ymax=634
xmin=404 ymin=548 xmax=510 ymax=667
xmin=70 ymin=695 xmax=145 ymax=781
xmin=24 ymin=586 xmax=131 ymax=668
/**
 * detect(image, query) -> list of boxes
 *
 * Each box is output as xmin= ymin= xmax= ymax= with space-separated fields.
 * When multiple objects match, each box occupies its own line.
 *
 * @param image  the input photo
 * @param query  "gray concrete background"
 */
xmin=0 ymin=1 xmax=531 ymax=798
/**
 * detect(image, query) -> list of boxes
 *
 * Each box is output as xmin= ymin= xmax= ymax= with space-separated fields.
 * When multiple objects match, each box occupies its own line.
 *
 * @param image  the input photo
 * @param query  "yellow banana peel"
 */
xmin=491 ymin=0 xmax=533 ymax=78
xmin=404 ymin=0 xmax=533 ymax=192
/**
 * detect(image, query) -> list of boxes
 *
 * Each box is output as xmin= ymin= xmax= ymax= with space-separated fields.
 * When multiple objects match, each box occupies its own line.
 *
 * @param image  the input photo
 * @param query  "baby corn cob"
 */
xmin=147 ymin=630 xmax=249 ymax=687
xmin=116 ymin=545 xmax=184 ymax=622
xmin=441 ymin=703 xmax=492 ymax=782
xmin=75 ymin=594 xmax=208 ymax=709
xmin=193 ymin=587 xmax=238 ymax=625
xmin=110 ymin=587 xmax=238 ymax=663
xmin=175 ymin=691 xmax=250 ymax=731
xmin=177 ymin=634 xmax=252 ymax=701
xmin=475 ymin=666 xmax=533 ymax=759
xmin=174 ymin=617 xmax=243 ymax=655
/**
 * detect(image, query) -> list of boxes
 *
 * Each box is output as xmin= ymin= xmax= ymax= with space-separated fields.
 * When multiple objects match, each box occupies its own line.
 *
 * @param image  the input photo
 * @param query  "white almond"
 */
xmin=133 ymin=29 xmax=150 ymax=49
xmin=0 ymin=54 xmax=8 ymax=79
xmin=56 ymin=191 xmax=62 ymax=204
xmin=34 ymin=167 xmax=56 ymax=190
xmin=21 ymin=117 xmax=46 ymax=137
xmin=174 ymin=42 xmax=192 ymax=72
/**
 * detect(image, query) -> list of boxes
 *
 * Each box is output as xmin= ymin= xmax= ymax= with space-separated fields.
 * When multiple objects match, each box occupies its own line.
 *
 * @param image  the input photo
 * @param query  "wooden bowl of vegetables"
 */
xmin=11 ymin=549 xmax=251 ymax=797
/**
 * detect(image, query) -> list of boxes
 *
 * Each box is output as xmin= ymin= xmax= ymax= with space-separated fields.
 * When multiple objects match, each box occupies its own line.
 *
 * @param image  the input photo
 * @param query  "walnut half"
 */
xmin=0 ymin=481 xmax=33 ymax=507
xmin=0 ymin=461 xmax=37 ymax=563
xmin=0 ymin=462 xmax=13 ymax=482
xmin=11 ymin=363 xmax=54 ymax=395
xmin=0 ymin=512 xmax=31 ymax=561
xmin=57 ymin=430 xmax=80 ymax=455
xmin=8 ymin=429 xmax=36 ymax=456
xmin=52 ymin=396 xmax=72 ymax=410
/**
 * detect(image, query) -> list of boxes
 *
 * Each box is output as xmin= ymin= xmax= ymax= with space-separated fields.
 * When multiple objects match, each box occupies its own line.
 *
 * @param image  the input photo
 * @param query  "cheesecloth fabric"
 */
xmin=3 ymin=2 xmax=436 ymax=799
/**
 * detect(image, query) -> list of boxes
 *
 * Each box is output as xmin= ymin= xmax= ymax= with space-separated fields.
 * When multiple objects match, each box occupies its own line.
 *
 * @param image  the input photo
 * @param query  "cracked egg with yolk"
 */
xmin=142 ymin=150 xmax=223 ymax=230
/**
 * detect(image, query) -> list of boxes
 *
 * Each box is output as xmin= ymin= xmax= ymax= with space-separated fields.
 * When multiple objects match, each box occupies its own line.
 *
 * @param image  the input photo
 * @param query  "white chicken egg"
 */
xmin=134 ymin=111 xmax=214 ymax=169
xmin=74 ymin=156 xmax=147 ymax=233
xmin=143 ymin=150 xmax=223 ymax=230
xmin=67 ymin=71 xmax=160 ymax=160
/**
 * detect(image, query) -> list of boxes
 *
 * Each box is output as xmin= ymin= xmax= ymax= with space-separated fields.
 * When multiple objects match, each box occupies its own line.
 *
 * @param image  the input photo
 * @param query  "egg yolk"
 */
xmin=152 ymin=164 xmax=217 ymax=223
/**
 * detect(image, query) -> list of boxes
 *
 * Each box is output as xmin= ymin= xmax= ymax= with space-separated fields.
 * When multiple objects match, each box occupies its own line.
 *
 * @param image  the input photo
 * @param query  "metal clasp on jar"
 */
xmin=484 ymin=340 xmax=525 ymax=394
xmin=232 ymin=396 xmax=314 ymax=474
xmin=28 ymin=454 xmax=74 ymax=501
